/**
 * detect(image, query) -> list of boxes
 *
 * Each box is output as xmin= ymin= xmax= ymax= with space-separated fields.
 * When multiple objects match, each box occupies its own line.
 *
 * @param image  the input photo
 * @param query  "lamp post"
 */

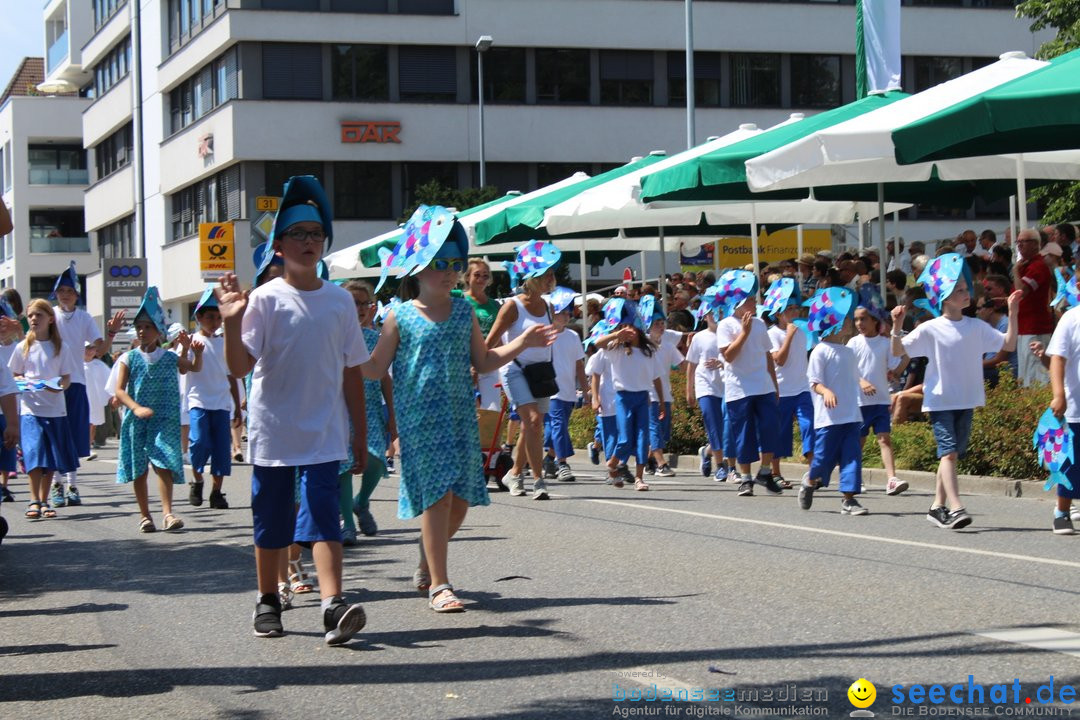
xmin=685 ymin=0 xmax=695 ymax=149
xmin=475 ymin=35 xmax=493 ymax=188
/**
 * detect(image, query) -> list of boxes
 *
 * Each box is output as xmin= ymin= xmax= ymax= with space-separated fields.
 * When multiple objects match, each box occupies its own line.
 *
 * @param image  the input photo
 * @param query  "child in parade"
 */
xmin=713 ymin=270 xmax=785 ymax=497
xmin=10 ymin=300 xmax=78 ymax=520
xmin=686 ymin=286 xmax=734 ymax=481
xmin=186 ymin=287 xmax=242 ymax=511
xmin=799 ymin=287 xmax=868 ymax=515
xmin=761 ymin=278 xmax=812 ymax=490
xmin=0 ymin=297 xmax=22 ymax=502
xmin=83 ymin=342 xmax=112 ymax=452
xmin=891 ymin=254 xmax=1020 ymax=530
xmin=220 ymin=176 xmax=369 ymax=643
xmin=0 ymin=342 xmax=18 ymax=540
xmin=849 ymin=285 xmax=907 ymax=496
xmin=115 ymin=288 xmax=199 ymax=533
xmin=590 ymin=298 xmax=664 ymax=492
xmin=1047 ymin=285 xmax=1080 ymax=534
xmin=586 ymin=344 xmax=618 ymax=467
xmin=365 ymin=209 xmax=556 ymax=612
xmin=643 ymin=298 xmax=685 ymax=477
xmin=542 ymin=286 xmax=587 ymax=483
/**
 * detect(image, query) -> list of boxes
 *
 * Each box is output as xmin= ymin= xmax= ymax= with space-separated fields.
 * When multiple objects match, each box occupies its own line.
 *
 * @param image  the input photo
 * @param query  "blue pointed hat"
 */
xmin=795 ymin=286 xmax=856 ymax=350
xmin=375 ymin=205 xmax=468 ymax=293
xmin=915 ymin=253 xmax=971 ymax=318
xmin=259 ymin=175 xmax=334 ymax=280
xmin=51 ymin=261 xmax=80 ymax=300
xmin=133 ymin=286 xmax=168 ymax=336
xmin=252 ymin=241 xmax=284 ymax=285
xmin=191 ymin=285 xmax=219 ymax=319
xmin=714 ymin=270 xmax=759 ymax=319
xmin=546 ymin=286 xmax=577 ymax=315
xmin=857 ymin=282 xmax=890 ymax=324
xmin=758 ymin=277 xmax=800 ymax=319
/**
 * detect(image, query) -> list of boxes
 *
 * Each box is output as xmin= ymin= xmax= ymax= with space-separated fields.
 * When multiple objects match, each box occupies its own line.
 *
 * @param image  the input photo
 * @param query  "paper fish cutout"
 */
xmin=16 ymin=377 xmax=65 ymax=393
xmin=1034 ymin=408 xmax=1074 ymax=492
xmin=915 ymin=253 xmax=970 ymax=318
xmin=503 ymin=240 xmax=561 ymax=291
xmin=376 ymin=205 xmax=457 ymax=292
xmin=796 ymin=287 xmax=856 ymax=350
xmin=1051 ymin=268 xmax=1080 ymax=310
xmin=758 ymin=277 xmax=799 ymax=319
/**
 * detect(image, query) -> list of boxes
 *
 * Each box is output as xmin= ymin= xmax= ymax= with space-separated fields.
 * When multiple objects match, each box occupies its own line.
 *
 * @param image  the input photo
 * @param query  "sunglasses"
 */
xmin=429 ymin=257 xmax=465 ymax=272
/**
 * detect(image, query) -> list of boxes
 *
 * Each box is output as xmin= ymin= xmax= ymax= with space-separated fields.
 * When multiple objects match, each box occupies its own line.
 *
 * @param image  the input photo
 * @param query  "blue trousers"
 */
xmin=543 ymin=398 xmax=576 ymax=459
xmin=726 ymin=392 xmax=780 ymax=465
xmin=808 ymin=423 xmax=862 ymax=494
xmin=649 ymin=401 xmax=672 ymax=451
xmin=776 ymin=391 xmax=814 ymax=459
xmin=189 ymin=407 xmax=232 ymax=477
xmin=1060 ymin=422 xmax=1080 ymax=500
xmin=698 ymin=395 xmax=725 ymax=453
xmin=615 ymin=390 xmax=650 ymax=464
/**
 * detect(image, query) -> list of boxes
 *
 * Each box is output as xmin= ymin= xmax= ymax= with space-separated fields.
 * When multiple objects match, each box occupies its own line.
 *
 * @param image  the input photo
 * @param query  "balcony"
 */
xmin=30 ymin=236 xmax=91 ymax=254
xmin=47 ymin=30 xmax=70 ymax=74
xmin=28 ymin=167 xmax=89 ymax=185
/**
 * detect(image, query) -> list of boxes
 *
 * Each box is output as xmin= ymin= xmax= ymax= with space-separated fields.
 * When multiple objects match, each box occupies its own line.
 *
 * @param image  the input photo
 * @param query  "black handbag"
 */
xmin=514 ymin=301 xmax=558 ymax=398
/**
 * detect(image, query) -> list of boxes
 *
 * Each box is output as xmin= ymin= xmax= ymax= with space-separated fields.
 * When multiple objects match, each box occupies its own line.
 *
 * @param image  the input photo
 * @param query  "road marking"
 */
xmin=974 ymin=628 xmax=1080 ymax=659
xmin=586 ymin=498 xmax=1080 ymax=570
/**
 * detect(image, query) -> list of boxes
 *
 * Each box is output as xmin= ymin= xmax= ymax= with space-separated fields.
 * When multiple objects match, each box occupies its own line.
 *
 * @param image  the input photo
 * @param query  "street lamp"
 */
xmin=475 ymin=35 xmax=493 ymax=188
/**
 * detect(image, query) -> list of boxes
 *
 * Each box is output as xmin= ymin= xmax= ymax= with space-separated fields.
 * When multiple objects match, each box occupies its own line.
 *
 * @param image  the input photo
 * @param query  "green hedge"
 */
xmin=567 ymin=365 xmax=1050 ymax=480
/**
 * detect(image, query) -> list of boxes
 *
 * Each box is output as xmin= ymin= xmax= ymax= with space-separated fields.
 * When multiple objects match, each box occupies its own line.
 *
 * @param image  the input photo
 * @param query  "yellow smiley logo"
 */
xmin=848 ymin=678 xmax=877 ymax=709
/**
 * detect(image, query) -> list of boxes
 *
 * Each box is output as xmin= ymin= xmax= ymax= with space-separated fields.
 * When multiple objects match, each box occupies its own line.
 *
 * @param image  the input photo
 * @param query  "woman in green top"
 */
xmin=464 ymin=259 xmax=501 ymax=410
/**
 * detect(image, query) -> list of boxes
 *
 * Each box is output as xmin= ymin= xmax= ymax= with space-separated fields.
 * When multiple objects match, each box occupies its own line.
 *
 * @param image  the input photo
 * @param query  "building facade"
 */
xmin=55 ymin=0 xmax=1052 ymax=321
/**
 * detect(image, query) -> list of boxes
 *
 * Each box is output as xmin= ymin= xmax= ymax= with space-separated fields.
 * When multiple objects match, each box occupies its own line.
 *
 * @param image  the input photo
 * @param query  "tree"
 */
xmin=1017 ymin=0 xmax=1080 ymax=223
xmin=400 ymin=179 xmax=500 ymax=225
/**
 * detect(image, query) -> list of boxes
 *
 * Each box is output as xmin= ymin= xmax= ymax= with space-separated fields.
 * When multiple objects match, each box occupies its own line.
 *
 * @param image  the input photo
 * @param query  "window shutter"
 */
xmin=398 ymin=46 xmax=456 ymax=95
xmin=221 ymin=165 xmax=241 ymax=219
xmin=262 ymin=44 xmax=322 ymax=100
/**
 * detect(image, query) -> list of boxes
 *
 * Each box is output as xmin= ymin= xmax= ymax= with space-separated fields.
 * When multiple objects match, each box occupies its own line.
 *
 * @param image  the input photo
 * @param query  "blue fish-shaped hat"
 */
xmin=504 ymin=240 xmax=561 ymax=291
xmin=915 ymin=253 xmax=971 ymax=318
xmin=545 ymin=286 xmax=577 ymax=315
xmin=583 ymin=297 xmax=643 ymax=347
xmin=375 ymin=205 xmax=468 ymax=293
xmin=191 ymin=285 xmax=219 ymax=319
xmin=51 ymin=261 xmax=81 ymax=301
xmin=1034 ymin=407 xmax=1074 ymax=493
xmin=714 ymin=270 xmax=759 ymax=319
xmin=795 ymin=287 xmax=856 ymax=350
xmin=258 ymin=175 xmax=334 ymax=281
xmin=638 ymin=294 xmax=665 ymax=328
xmin=133 ymin=286 xmax=169 ymax=336
xmin=857 ymin=283 xmax=890 ymax=324
xmin=758 ymin=278 xmax=800 ymax=319
xmin=695 ymin=285 xmax=722 ymax=322
xmin=1051 ymin=268 xmax=1080 ymax=310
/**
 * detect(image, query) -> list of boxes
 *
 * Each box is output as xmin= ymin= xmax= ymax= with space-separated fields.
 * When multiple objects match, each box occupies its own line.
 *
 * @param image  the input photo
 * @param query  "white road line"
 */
xmin=974 ymin=628 xmax=1080 ymax=659
xmin=586 ymin=498 xmax=1080 ymax=570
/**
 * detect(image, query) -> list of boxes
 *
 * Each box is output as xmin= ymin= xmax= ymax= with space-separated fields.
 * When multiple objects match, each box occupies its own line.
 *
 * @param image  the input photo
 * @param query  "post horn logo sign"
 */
xmin=199 ymin=222 xmax=235 ymax=279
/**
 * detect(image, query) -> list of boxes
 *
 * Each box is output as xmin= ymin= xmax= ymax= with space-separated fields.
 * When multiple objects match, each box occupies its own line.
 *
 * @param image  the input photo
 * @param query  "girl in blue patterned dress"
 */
xmin=365 ymin=209 xmax=555 ymax=613
xmin=114 ymin=288 xmax=201 ymax=533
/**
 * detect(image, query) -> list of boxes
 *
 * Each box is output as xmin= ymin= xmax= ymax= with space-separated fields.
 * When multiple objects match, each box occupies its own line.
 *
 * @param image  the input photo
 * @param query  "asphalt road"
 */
xmin=3 ymin=444 xmax=1080 ymax=720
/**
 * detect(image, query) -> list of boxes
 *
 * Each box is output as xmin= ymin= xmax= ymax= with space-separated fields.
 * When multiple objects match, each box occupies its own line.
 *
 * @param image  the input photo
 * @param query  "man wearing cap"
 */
xmin=1014 ymin=228 xmax=1054 ymax=386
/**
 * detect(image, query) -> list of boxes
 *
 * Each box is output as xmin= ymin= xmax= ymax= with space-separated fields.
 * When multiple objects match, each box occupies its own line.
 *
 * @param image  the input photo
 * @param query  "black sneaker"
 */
xmin=644 ymin=457 xmax=657 ymax=475
xmin=323 ymin=601 xmax=367 ymax=646
xmin=189 ymin=482 xmax=204 ymax=507
xmin=0 ymin=515 xmax=7 ymax=545
xmin=542 ymin=455 xmax=558 ymax=479
xmin=944 ymin=508 xmax=972 ymax=530
xmin=926 ymin=506 xmax=949 ymax=528
xmin=798 ymin=483 xmax=816 ymax=510
xmin=0 ymin=486 xmax=12 ymax=503
xmin=253 ymin=594 xmax=284 ymax=638
xmin=588 ymin=442 xmax=600 ymax=466
xmin=737 ymin=479 xmax=755 ymax=497
xmin=384 ymin=457 xmax=395 ymax=474
xmin=208 ymin=489 xmax=229 ymax=509
xmin=756 ymin=471 xmax=783 ymax=496
xmin=840 ymin=498 xmax=869 ymax=516
xmin=1053 ymin=515 xmax=1076 ymax=535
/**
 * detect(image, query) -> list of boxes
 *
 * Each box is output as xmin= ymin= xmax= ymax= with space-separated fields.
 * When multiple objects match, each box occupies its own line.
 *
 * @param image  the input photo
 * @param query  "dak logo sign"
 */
xmin=199 ymin=222 xmax=235 ymax=279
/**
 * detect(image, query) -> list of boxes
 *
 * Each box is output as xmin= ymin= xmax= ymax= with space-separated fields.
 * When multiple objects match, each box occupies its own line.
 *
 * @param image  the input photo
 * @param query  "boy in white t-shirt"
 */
xmin=892 ymin=253 xmax=1020 ymax=531
xmin=644 ymin=302 xmax=685 ymax=477
xmin=1045 ymin=302 xmax=1080 ymax=534
xmin=686 ymin=289 xmax=732 ymax=481
xmin=219 ymin=176 xmax=368 ymax=645
xmin=713 ymin=270 xmax=784 ymax=497
xmin=801 ymin=287 xmax=868 ymax=515
xmin=541 ymin=288 xmax=587 ymax=483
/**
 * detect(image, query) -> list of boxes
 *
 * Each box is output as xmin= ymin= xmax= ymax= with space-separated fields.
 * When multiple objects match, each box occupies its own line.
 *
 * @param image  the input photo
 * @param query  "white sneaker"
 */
xmin=532 ymin=478 xmax=550 ymax=501
xmin=508 ymin=474 xmax=526 ymax=497
xmin=1072 ymin=506 xmax=1080 ymax=523
xmin=885 ymin=477 xmax=908 ymax=496
xmin=657 ymin=464 xmax=675 ymax=477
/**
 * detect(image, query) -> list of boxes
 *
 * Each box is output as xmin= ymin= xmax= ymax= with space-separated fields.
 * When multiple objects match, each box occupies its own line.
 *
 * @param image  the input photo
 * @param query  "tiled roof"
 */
xmin=0 ymin=58 xmax=76 ymax=106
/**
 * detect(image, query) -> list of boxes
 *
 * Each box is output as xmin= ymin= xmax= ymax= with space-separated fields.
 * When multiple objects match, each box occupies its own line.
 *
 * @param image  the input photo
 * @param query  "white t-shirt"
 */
xmin=241 ymin=278 xmax=369 ymax=467
xmin=685 ymin=329 xmax=724 ymax=399
xmin=9 ymin=339 xmax=78 ymax=416
xmin=902 ymin=315 xmax=1005 ymax=412
xmin=1047 ymin=306 xmax=1080 ymax=423
xmin=847 ymin=334 xmax=901 ymax=407
xmin=768 ymin=325 xmax=810 ymax=398
xmin=716 ymin=316 xmax=775 ymax=402
xmin=0 ymin=341 xmax=17 ymax=370
xmin=550 ymin=328 xmax=585 ymax=403
xmin=54 ymin=307 xmax=102 ymax=385
xmin=84 ymin=358 xmax=112 ymax=425
xmin=585 ymin=349 xmax=615 ymax=417
xmin=185 ymin=333 xmax=234 ymax=412
xmin=593 ymin=345 xmax=660 ymax=393
xmin=807 ymin=342 xmax=862 ymax=428
xmin=649 ymin=339 xmax=684 ymax=403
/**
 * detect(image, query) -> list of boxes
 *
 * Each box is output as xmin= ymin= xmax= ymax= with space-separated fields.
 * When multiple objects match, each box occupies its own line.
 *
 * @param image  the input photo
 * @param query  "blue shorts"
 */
xmin=594 ymin=415 xmax=618 ymax=460
xmin=64 ymin=383 xmax=90 ymax=457
xmin=929 ymin=409 xmax=974 ymax=459
xmin=1061 ymin=422 xmax=1080 ymax=500
xmin=809 ymin=422 xmax=862 ymax=494
xmin=615 ymin=390 xmax=650 ymax=465
xmin=649 ymin=401 xmax=672 ymax=450
xmin=726 ymin=392 xmax=780 ymax=465
xmin=499 ymin=362 xmax=551 ymax=415
xmin=698 ymin=395 xmax=725 ymax=452
xmin=251 ymin=461 xmax=341 ymax=549
xmin=860 ymin=404 xmax=892 ymax=438
xmin=21 ymin=414 xmax=79 ymax=474
xmin=777 ymin=391 xmax=814 ymax=459
xmin=189 ymin=407 xmax=232 ymax=477
xmin=543 ymin=398 xmax=575 ymax=459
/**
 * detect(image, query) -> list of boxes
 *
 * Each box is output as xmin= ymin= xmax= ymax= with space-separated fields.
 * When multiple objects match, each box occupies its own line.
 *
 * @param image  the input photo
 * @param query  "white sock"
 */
xmin=64 ymin=471 xmax=78 ymax=488
xmin=320 ymin=595 xmax=342 ymax=611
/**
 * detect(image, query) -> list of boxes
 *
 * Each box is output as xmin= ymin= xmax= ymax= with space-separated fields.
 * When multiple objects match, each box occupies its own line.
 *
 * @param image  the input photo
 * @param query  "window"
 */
xmin=30 ymin=210 xmax=88 ymax=253
xmin=536 ymin=49 xmax=590 ymax=104
xmin=169 ymin=165 xmax=242 ymax=242
xmin=94 ymin=123 xmax=134 ymax=180
xmin=912 ymin=56 xmax=963 ymax=93
xmin=470 ymin=162 xmax=530 ymax=194
xmin=98 ymin=215 xmax=136 ymax=260
xmin=334 ymin=163 xmax=392 ymax=219
xmin=331 ymin=45 xmax=389 ymax=101
xmin=731 ymin=53 xmax=780 ymax=107
xmin=791 ymin=54 xmax=841 ymax=107
xmin=169 ymin=47 xmax=238 ymax=134
xmin=668 ymin=51 xmax=723 ymax=107
xmin=330 ymin=0 xmax=389 ymax=10
xmin=398 ymin=0 xmax=455 ymax=12
xmin=2 ymin=142 xmax=10 ymax=192
xmin=168 ymin=0 xmax=224 ymax=51
xmin=401 ymin=162 xmax=457 ymax=209
xmin=470 ymin=47 xmax=526 ymax=103
xmin=537 ymin=163 xmax=586 ymax=188
xmin=0 ymin=147 xmax=4 ymax=194
xmin=265 ymin=162 xmax=324 ymax=197
xmin=93 ymin=35 xmax=131 ymax=98
xmin=599 ymin=51 xmax=653 ymax=106
xmin=262 ymin=44 xmax=323 ymax=100
xmin=94 ymin=0 xmax=125 ymax=30
xmin=398 ymin=46 xmax=457 ymax=102
xmin=28 ymin=144 xmax=88 ymax=185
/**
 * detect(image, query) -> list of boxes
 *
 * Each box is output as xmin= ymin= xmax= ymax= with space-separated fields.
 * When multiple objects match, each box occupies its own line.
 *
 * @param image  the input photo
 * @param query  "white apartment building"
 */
xmin=0 ymin=57 xmax=93 ymax=299
xmin=59 ymin=0 xmax=1050 ymax=321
